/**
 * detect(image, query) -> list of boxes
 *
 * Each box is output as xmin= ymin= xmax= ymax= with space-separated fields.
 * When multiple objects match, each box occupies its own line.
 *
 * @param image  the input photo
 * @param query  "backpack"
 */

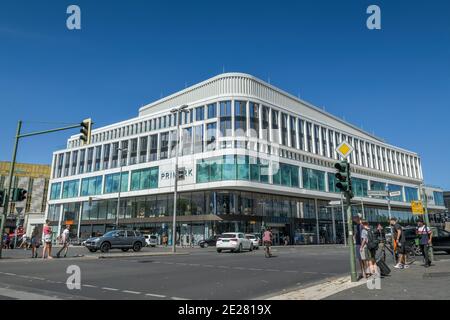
xmin=367 ymin=229 xmax=379 ymax=250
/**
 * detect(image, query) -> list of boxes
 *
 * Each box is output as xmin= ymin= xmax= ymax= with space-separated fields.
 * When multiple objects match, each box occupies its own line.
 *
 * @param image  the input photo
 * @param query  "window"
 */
xmin=328 ymin=130 xmax=334 ymax=159
xmin=130 ymin=167 xmax=159 ymax=191
xmin=129 ymin=139 xmax=138 ymax=165
xmin=234 ymin=101 xmax=247 ymax=137
xmin=149 ymin=134 xmax=158 ymax=161
xmin=249 ymin=102 xmax=259 ymax=138
xmin=207 ymin=103 xmax=217 ymax=119
xmin=206 ymin=123 xmax=217 ymax=151
xmin=64 ymin=152 xmax=70 ymax=176
xmin=159 ymin=132 xmax=169 ymax=160
xmin=104 ymin=172 xmax=129 ymax=194
xmin=81 ymin=176 xmax=103 ymax=197
xmin=71 ymin=151 xmax=78 ymax=175
xmin=353 ymin=178 xmax=368 ymax=197
xmin=290 ymin=116 xmax=297 ymax=148
xmin=433 ymin=191 xmax=444 ymax=206
xmin=111 ymin=142 xmax=119 ymax=168
xmin=405 ymin=187 xmax=419 ymax=202
xmin=219 ymin=101 xmax=232 ymax=137
xmin=262 ymin=106 xmax=270 ymax=141
xmin=94 ymin=146 xmax=101 ymax=171
xmin=182 ymin=127 xmax=193 ymax=156
xmin=195 ymin=106 xmax=204 ymax=121
xmin=273 ymin=163 xmax=299 ymax=188
xmin=327 ymin=173 xmax=339 ymax=193
xmin=302 ymin=168 xmax=325 ymax=191
xmin=120 ymin=141 xmax=128 ymax=166
xmin=169 ymin=130 xmax=178 ymax=158
xmin=271 ymin=110 xmax=279 ymax=143
xmin=314 ymin=125 xmax=320 ymax=154
xmin=321 ymin=128 xmax=327 ymax=157
xmin=194 ymin=125 xmax=204 ymax=154
xmin=103 ymin=144 xmax=110 ymax=170
xmin=78 ymin=149 xmax=85 ymax=174
xmin=306 ymin=122 xmax=312 ymax=152
xmin=62 ymin=180 xmax=79 ymax=199
xmin=87 ymin=148 xmax=94 ymax=172
xmin=299 ymin=120 xmax=305 ymax=151
xmin=139 ymin=137 xmax=148 ymax=163
xmin=370 ymin=180 xmax=386 ymax=191
xmin=50 ymin=183 xmax=61 ymax=200
xmin=388 ymin=184 xmax=403 ymax=202
xmin=281 ymin=113 xmax=288 ymax=146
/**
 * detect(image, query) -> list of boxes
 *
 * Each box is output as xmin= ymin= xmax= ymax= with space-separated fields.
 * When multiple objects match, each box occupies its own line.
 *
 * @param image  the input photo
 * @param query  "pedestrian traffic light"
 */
xmin=11 ymin=188 xmax=27 ymax=202
xmin=0 ymin=190 xmax=4 ymax=207
xmin=335 ymin=160 xmax=353 ymax=198
xmin=80 ymin=118 xmax=93 ymax=145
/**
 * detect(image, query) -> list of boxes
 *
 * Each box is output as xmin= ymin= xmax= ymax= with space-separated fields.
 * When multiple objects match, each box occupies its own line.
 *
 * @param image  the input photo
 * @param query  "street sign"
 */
xmin=329 ymin=200 xmax=342 ymax=206
xmin=368 ymin=190 xmax=388 ymax=197
xmin=336 ymin=141 xmax=354 ymax=159
xmin=389 ymin=191 xmax=402 ymax=197
xmin=411 ymin=201 xmax=424 ymax=215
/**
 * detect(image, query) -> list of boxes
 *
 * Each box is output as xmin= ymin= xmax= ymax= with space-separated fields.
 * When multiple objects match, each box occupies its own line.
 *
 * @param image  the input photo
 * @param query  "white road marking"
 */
xmin=82 ymin=284 xmax=97 ymax=288
xmin=30 ymin=276 xmax=45 ymax=281
xmin=4 ymin=273 xmax=16 ymax=276
xmin=102 ymin=287 xmax=119 ymax=291
xmin=146 ymin=293 xmax=166 ymax=298
xmin=122 ymin=290 xmax=141 ymax=295
xmin=171 ymin=296 xmax=189 ymax=300
xmin=303 ymin=271 xmax=318 ymax=274
xmin=0 ymin=287 xmax=61 ymax=300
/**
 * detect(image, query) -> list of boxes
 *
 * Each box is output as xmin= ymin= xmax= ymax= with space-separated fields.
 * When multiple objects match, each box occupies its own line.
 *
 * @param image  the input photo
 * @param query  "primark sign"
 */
xmin=160 ymin=167 xmax=193 ymax=181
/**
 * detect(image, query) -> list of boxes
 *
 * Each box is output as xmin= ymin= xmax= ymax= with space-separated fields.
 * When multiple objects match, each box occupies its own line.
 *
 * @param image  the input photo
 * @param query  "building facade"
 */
xmin=45 ymin=73 xmax=446 ymax=245
xmin=0 ymin=162 xmax=51 ymax=233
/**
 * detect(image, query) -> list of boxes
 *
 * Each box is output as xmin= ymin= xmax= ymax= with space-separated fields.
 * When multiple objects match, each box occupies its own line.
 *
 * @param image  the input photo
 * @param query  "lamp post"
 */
xmin=115 ymin=147 xmax=127 ymax=229
xmin=170 ymin=105 xmax=189 ymax=253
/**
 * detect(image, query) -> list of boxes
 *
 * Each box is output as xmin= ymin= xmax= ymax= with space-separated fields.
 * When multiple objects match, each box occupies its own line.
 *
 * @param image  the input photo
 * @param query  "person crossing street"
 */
xmin=56 ymin=225 xmax=71 ymax=258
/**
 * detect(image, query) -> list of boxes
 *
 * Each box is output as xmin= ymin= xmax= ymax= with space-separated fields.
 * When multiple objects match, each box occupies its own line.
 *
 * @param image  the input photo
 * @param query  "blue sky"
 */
xmin=0 ymin=0 xmax=449 ymax=189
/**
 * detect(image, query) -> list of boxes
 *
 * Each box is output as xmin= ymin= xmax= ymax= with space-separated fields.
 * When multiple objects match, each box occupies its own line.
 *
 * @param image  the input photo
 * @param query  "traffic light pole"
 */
xmin=0 ymin=121 xmax=22 ymax=258
xmin=346 ymin=192 xmax=358 ymax=282
xmin=0 ymin=120 xmax=85 ymax=259
xmin=421 ymin=184 xmax=434 ymax=262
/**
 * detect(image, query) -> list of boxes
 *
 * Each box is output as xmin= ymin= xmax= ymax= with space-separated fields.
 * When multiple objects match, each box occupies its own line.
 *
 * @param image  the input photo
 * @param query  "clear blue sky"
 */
xmin=0 ymin=0 xmax=449 ymax=189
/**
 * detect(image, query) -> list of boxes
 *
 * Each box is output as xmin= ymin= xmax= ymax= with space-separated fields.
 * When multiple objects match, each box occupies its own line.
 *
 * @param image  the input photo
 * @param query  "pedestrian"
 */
xmin=390 ymin=217 xmax=407 ymax=269
xmin=361 ymin=222 xmax=378 ymax=277
xmin=375 ymin=223 xmax=385 ymax=255
xmin=42 ymin=220 xmax=53 ymax=259
xmin=31 ymin=227 xmax=40 ymax=258
xmin=56 ymin=225 xmax=71 ymax=258
xmin=352 ymin=214 xmax=366 ymax=280
xmin=285 ymin=235 xmax=290 ymax=246
xmin=416 ymin=219 xmax=433 ymax=268
xmin=2 ymin=233 xmax=9 ymax=250
xmin=162 ymin=234 xmax=168 ymax=246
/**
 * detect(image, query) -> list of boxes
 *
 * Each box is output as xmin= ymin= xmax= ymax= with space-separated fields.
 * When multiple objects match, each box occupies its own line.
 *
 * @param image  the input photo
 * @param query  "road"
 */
xmin=0 ymin=245 xmax=351 ymax=300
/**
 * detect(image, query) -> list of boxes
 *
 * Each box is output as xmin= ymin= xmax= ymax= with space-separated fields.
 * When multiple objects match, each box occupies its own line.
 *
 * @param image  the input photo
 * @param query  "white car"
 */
xmin=245 ymin=234 xmax=260 ymax=250
xmin=143 ymin=235 xmax=158 ymax=247
xmin=216 ymin=232 xmax=254 ymax=253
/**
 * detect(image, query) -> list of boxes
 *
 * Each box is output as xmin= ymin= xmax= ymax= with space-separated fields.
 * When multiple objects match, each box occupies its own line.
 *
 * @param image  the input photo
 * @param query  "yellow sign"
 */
xmin=411 ymin=201 xmax=424 ymax=215
xmin=336 ymin=142 xmax=354 ymax=159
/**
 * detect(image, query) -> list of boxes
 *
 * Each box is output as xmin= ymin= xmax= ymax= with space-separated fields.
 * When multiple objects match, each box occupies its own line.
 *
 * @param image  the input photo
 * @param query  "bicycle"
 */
xmin=264 ymin=241 xmax=272 ymax=258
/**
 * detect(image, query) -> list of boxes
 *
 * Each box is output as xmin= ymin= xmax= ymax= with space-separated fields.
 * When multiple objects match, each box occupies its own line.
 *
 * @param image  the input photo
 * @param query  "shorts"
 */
xmin=397 ymin=242 xmax=406 ymax=255
xmin=44 ymin=234 xmax=52 ymax=244
xmin=263 ymin=241 xmax=272 ymax=246
xmin=360 ymin=246 xmax=368 ymax=260
xmin=355 ymin=245 xmax=361 ymax=260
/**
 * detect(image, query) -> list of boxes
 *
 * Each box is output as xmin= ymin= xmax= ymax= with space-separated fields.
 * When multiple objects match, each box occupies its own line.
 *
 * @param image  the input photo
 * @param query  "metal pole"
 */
xmin=331 ymin=206 xmax=336 ymax=244
xmin=361 ymin=199 xmax=365 ymax=220
xmin=346 ymin=194 xmax=357 ymax=282
xmin=0 ymin=121 xmax=22 ymax=258
xmin=116 ymin=155 xmax=124 ymax=229
xmin=387 ymin=194 xmax=395 ymax=264
xmin=172 ymin=111 xmax=180 ymax=253
xmin=77 ymin=202 xmax=82 ymax=240
xmin=341 ymin=193 xmax=347 ymax=246
xmin=421 ymin=184 xmax=434 ymax=261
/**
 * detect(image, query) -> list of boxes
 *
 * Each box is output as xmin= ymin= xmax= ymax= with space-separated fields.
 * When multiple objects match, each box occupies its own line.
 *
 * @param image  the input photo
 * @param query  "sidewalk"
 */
xmin=327 ymin=257 xmax=450 ymax=300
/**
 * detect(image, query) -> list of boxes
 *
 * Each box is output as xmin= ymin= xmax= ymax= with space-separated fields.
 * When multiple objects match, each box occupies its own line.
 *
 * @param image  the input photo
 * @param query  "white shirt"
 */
xmin=61 ymin=229 xmax=70 ymax=243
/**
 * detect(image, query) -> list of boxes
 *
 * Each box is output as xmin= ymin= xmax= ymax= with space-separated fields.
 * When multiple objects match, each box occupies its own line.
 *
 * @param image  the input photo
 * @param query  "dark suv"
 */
xmin=84 ymin=230 xmax=146 ymax=253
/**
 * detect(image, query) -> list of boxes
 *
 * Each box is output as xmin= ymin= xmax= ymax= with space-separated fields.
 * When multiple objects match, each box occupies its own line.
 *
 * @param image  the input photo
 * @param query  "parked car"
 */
xmin=84 ymin=230 xmax=146 ymax=253
xmin=428 ymin=227 xmax=450 ymax=254
xmin=198 ymin=234 xmax=222 ymax=248
xmin=216 ymin=232 xmax=253 ymax=253
xmin=144 ymin=235 xmax=158 ymax=247
xmin=245 ymin=234 xmax=260 ymax=250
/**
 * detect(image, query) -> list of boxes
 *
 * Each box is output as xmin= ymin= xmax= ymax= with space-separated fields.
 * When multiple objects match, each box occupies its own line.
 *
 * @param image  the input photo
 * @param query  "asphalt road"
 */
xmin=0 ymin=245 xmax=351 ymax=300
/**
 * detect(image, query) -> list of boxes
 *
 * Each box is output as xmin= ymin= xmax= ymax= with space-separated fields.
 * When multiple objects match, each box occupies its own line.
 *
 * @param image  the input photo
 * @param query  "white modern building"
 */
xmin=45 ymin=73 xmax=446 ymax=245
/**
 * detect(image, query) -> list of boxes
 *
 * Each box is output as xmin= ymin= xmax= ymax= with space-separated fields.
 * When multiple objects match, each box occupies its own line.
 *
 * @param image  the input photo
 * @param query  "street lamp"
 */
xmin=116 ymin=147 xmax=128 ymax=229
xmin=170 ymin=105 xmax=189 ymax=253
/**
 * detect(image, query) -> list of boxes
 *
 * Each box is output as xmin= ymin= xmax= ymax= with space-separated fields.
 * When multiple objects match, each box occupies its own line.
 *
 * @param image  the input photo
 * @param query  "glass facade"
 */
xmin=50 ymin=183 xmax=61 ymax=200
xmin=434 ymin=191 xmax=444 ymax=206
xmin=104 ymin=172 xmax=129 ymax=194
xmin=80 ymin=176 xmax=103 ymax=197
xmin=130 ymin=167 xmax=159 ymax=191
xmin=302 ymin=168 xmax=325 ymax=191
xmin=62 ymin=180 xmax=79 ymax=199
xmin=405 ymin=187 xmax=419 ymax=202
xmin=352 ymin=178 xmax=368 ymax=197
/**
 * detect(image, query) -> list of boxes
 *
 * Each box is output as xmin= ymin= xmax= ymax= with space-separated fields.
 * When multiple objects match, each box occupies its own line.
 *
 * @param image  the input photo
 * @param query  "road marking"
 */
xmin=102 ymin=287 xmax=119 ymax=291
xmin=82 ymin=284 xmax=97 ymax=288
xmin=171 ymin=296 xmax=189 ymax=300
xmin=122 ymin=290 xmax=141 ymax=295
xmin=265 ymin=269 xmax=280 ymax=272
xmin=0 ymin=287 xmax=62 ymax=300
xmin=217 ymin=266 xmax=230 ymax=269
xmin=204 ymin=265 xmax=213 ymax=267
xmin=4 ymin=273 xmax=16 ymax=276
xmin=31 ymin=276 xmax=45 ymax=281
xmin=146 ymin=293 xmax=166 ymax=298
xmin=284 ymin=270 xmax=298 ymax=273
xmin=303 ymin=271 xmax=318 ymax=274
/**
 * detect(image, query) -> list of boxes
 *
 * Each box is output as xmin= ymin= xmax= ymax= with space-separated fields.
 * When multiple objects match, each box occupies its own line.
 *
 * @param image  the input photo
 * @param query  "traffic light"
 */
xmin=335 ymin=160 xmax=353 ymax=199
xmin=177 ymin=167 xmax=185 ymax=180
xmin=0 ymin=190 xmax=4 ymax=207
xmin=80 ymin=118 xmax=93 ymax=145
xmin=11 ymin=188 xmax=27 ymax=202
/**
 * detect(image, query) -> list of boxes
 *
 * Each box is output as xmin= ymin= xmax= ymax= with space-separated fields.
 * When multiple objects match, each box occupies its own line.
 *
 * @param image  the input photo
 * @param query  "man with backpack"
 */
xmin=360 ymin=221 xmax=379 ymax=277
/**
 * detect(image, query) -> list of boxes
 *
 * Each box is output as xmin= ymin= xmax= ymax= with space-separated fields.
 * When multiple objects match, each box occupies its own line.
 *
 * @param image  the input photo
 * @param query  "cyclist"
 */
xmin=263 ymin=227 xmax=273 ymax=257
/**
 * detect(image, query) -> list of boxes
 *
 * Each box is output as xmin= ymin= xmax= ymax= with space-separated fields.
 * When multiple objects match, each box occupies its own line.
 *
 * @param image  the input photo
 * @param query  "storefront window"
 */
xmin=104 ymin=172 xmax=129 ymax=194
xmin=130 ymin=167 xmax=159 ymax=191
